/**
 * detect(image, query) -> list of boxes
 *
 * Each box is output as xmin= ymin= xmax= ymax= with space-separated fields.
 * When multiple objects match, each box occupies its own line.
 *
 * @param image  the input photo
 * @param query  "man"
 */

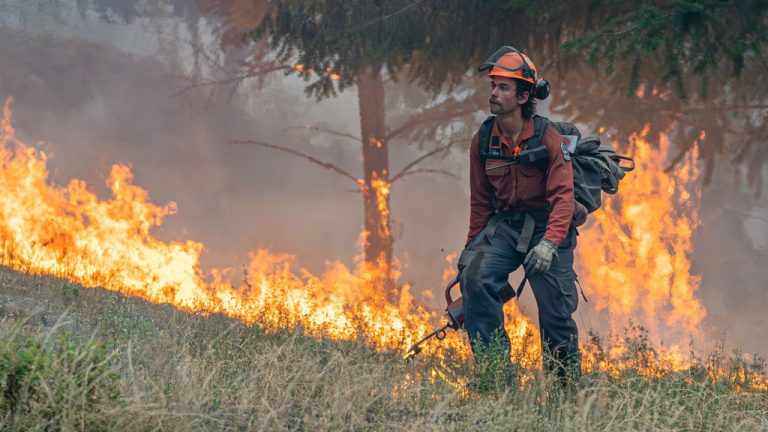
xmin=458 ymin=46 xmax=581 ymax=383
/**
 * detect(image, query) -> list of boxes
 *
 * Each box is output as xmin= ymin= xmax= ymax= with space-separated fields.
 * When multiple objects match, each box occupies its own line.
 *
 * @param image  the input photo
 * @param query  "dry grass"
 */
xmin=0 ymin=266 xmax=766 ymax=431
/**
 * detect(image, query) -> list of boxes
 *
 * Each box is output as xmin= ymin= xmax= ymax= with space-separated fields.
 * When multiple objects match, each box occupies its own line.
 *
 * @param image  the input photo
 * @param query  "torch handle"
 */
xmin=444 ymin=273 xmax=461 ymax=305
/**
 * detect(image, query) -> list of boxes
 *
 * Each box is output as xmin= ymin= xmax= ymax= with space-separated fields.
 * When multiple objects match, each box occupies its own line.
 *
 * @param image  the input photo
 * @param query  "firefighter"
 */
xmin=459 ymin=46 xmax=581 ymax=384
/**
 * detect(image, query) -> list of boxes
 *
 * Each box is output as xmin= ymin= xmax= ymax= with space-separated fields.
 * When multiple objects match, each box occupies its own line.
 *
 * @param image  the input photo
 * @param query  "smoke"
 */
xmin=693 ymin=172 xmax=768 ymax=354
xmin=1 ymin=3 xmax=766 ymax=355
xmin=0 ymin=21 xmax=365 ymax=273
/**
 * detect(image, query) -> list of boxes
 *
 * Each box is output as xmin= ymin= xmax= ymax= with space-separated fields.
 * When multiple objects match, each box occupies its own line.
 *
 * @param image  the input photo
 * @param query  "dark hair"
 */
xmin=514 ymin=79 xmax=536 ymax=119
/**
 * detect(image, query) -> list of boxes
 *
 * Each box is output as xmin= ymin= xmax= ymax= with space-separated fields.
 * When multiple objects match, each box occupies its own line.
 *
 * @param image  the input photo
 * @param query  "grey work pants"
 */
xmin=458 ymin=217 xmax=581 ymax=379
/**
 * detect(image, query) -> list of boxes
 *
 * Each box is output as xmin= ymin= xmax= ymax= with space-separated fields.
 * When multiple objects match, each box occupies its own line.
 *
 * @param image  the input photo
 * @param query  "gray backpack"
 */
xmin=478 ymin=115 xmax=634 ymax=213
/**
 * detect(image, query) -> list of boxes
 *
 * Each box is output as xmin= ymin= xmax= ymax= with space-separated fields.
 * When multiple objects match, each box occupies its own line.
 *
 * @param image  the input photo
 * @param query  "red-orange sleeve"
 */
xmin=542 ymin=125 xmax=574 ymax=245
xmin=467 ymin=133 xmax=495 ymax=244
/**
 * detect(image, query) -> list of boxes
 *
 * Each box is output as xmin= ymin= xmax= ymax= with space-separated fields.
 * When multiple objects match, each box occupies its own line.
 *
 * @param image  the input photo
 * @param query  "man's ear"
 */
xmin=517 ymin=91 xmax=530 ymax=105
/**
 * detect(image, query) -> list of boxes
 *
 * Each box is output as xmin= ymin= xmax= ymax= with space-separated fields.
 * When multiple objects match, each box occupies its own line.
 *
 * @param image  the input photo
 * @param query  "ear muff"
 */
xmin=534 ymin=78 xmax=550 ymax=100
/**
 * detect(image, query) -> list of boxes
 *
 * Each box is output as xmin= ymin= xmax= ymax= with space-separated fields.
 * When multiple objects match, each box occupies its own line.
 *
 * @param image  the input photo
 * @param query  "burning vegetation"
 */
xmin=0 ymin=95 xmax=765 ymax=394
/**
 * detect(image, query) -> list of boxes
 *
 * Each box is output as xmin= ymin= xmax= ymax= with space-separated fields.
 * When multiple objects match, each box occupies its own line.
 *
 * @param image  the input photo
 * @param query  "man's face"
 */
xmin=489 ymin=77 xmax=529 ymax=115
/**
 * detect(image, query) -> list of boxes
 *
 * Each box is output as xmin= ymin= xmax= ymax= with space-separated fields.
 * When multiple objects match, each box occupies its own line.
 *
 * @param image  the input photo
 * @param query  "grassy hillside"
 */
xmin=0 ymin=266 xmax=766 ymax=431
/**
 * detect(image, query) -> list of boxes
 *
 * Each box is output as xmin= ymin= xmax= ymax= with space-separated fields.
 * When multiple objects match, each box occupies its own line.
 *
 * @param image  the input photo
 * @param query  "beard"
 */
xmin=490 ymin=101 xmax=513 ymax=115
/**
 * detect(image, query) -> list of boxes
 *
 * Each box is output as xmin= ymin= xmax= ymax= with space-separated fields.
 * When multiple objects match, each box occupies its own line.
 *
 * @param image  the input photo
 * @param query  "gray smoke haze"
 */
xmin=694 ymin=176 xmax=768 ymax=354
xmin=1 ymin=2 xmax=766 ymax=355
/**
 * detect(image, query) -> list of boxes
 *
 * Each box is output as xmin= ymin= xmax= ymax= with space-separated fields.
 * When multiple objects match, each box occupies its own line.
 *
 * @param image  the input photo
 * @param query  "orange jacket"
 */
xmin=467 ymin=117 xmax=575 ymax=245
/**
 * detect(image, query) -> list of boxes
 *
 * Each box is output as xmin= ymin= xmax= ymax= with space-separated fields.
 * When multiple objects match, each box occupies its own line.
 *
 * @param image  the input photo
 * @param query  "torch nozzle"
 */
xmin=403 ymin=322 xmax=451 ymax=361
xmin=403 ymin=345 xmax=421 ymax=361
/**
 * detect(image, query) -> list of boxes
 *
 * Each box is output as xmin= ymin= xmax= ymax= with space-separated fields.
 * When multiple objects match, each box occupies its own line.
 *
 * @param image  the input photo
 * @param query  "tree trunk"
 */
xmin=356 ymin=65 xmax=395 ymax=300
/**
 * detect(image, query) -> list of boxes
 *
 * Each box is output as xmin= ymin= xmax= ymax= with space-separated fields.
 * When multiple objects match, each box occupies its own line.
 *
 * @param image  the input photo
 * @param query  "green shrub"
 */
xmin=0 ymin=332 xmax=122 ymax=430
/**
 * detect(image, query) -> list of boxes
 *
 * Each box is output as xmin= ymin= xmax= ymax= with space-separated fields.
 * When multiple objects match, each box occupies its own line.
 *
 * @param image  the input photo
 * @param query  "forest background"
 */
xmin=0 ymin=0 xmax=766 ymax=354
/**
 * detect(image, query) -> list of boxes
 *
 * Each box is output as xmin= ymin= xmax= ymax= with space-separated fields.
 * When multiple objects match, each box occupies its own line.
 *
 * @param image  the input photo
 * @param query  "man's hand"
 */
xmin=524 ymin=238 xmax=558 ymax=275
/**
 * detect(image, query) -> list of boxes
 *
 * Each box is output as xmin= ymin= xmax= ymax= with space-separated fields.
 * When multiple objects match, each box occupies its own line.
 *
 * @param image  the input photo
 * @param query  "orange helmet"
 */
xmin=478 ymin=46 xmax=550 ymax=100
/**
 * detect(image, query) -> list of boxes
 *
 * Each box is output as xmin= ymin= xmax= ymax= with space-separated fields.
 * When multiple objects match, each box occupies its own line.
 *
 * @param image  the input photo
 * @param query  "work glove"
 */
xmin=523 ymin=238 xmax=558 ymax=275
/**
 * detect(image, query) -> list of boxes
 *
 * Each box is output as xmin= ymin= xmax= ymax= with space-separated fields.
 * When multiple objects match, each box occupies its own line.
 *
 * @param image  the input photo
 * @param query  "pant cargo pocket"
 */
xmin=555 ymin=273 xmax=578 ymax=316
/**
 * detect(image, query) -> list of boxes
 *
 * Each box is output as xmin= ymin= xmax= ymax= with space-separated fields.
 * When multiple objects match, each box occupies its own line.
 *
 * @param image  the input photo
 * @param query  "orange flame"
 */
xmin=291 ymin=64 xmax=341 ymax=81
xmin=577 ymin=127 xmax=705 ymax=346
xmin=0 ymin=97 xmax=210 ymax=309
xmin=370 ymin=173 xmax=391 ymax=240
xmin=0 ymin=96 xmax=444 ymax=354
xmin=0 ymin=96 xmax=538 ymax=368
xmin=0 ymin=97 xmax=764 ymax=389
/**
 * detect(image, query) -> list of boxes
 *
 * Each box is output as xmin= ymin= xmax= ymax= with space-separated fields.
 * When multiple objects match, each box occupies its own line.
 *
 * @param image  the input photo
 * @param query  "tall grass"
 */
xmin=0 ymin=266 xmax=766 ymax=431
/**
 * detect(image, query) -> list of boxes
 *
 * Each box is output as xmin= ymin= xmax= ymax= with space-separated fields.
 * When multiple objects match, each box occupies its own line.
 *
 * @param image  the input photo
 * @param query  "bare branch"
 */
xmin=395 ymin=168 xmax=461 ymax=181
xmin=172 ymin=63 xmax=289 ymax=97
xmin=242 ymin=267 xmax=253 ymax=290
xmin=349 ymin=0 xmax=427 ymax=32
xmin=664 ymin=145 xmax=694 ymax=173
xmin=230 ymin=139 xmax=361 ymax=185
xmin=385 ymin=96 xmax=479 ymax=141
xmin=287 ymin=124 xmax=360 ymax=142
xmin=390 ymin=141 xmax=458 ymax=183
xmin=666 ymin=111 xmax=756 ymax=137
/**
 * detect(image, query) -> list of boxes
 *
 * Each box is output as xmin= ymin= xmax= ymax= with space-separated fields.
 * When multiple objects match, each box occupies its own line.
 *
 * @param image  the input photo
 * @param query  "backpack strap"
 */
xmin=522 ymin=115 xmax=549 ymax=150
xmin=476 ymin=116 xmax=552 ymax=216
xmin=532 ymin=115 xmax=549 ymax=143
xmin=519 ymin=115 xmax=550 ymax=168
xmin=478 ymin=116 xmax=497 ymax=163
xmin=476 ymin=116 xmax=501 ymax=212
xmin=479 ymin=115 xmax=551 ymax=166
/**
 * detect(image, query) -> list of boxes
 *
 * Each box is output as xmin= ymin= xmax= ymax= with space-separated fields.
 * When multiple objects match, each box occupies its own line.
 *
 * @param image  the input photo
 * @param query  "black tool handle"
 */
xmin=444 ymin=273 xmax=460 ymax=305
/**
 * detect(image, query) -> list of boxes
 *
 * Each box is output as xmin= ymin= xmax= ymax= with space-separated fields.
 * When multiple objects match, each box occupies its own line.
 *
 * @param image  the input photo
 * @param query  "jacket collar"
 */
xmin=492 ymin=116 xmax=535 ymax=147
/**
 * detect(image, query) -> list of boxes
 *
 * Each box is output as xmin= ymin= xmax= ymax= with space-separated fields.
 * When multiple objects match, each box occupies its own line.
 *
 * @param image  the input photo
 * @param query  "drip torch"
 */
xmin=404 ymin=272 xmax=526 ymax=360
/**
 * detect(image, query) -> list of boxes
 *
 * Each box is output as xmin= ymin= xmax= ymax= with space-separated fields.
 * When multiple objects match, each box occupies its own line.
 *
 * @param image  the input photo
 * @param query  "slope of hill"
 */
xmin=0 ymin=266 xmax=766 ymax=431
